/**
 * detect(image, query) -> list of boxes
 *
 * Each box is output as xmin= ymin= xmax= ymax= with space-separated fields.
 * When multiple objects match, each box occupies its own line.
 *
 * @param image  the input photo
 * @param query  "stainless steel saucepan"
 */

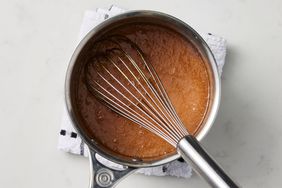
xmin=65 ymin=10 xmax=221 ymax=188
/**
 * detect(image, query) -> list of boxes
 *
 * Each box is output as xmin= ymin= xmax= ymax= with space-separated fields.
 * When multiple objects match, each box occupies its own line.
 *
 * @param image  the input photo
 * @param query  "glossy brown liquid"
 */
xmin=76 ymin=24 xmax=210 ymax=159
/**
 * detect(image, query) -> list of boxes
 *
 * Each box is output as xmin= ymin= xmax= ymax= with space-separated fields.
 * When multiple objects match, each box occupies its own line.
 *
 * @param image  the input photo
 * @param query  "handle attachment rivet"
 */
xmin=96 ymin=168 xmax=114 ymax=187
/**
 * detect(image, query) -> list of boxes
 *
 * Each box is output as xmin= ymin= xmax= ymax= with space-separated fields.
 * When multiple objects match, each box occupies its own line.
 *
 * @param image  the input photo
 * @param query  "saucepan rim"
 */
xmin=65 ymin=10 xmax=221 ymax=168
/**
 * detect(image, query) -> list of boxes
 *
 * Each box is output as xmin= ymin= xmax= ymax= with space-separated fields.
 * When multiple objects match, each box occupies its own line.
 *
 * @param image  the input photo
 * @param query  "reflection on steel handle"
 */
xmin=88 ymin=149 xmax=136 ymax=188
xmin=177 ymin=136 xmax=239 ymax=188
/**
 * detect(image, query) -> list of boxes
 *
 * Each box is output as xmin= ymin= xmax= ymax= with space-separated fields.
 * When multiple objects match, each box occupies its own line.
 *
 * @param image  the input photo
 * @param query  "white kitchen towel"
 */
xmin=58 ymin=5 xmax=227 ymax=178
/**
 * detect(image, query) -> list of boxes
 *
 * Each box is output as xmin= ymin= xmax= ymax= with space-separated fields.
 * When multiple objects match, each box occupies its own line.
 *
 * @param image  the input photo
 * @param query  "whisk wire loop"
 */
xmin=85 ymin=35 xmax=189 ymax=147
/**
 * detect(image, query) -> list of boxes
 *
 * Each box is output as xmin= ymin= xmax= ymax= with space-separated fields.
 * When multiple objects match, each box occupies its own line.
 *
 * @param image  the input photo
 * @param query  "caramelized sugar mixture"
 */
xmin=76 ymin=24 xmax=210 ymax=159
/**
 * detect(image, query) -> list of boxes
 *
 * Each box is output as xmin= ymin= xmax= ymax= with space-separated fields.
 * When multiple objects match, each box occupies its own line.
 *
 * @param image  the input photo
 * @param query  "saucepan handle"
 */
xmin=177 ymin=135 xmax=240 ymax=188
xmin=88 ymin=149 xmax=137 ymax=188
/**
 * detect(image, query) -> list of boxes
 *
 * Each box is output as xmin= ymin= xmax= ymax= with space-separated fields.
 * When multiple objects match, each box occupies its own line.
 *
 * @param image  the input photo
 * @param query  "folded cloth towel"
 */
xmin=58 ymin=5 xmax=227 ymax=178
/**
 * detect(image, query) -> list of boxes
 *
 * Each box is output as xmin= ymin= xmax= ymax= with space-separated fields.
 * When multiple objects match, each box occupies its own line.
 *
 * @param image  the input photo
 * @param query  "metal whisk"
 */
xmin=85 ymin=35 xmax=238 ymax=188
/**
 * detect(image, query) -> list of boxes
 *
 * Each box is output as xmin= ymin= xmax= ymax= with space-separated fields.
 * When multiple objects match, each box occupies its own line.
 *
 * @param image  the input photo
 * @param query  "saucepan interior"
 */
xmin=65 ymin=10 xmax=220 ymax=168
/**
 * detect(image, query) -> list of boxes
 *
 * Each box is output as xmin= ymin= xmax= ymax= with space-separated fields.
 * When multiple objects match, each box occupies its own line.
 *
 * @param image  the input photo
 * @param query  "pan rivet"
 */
xmin=96 ymin=168 xmax=114 ymax=187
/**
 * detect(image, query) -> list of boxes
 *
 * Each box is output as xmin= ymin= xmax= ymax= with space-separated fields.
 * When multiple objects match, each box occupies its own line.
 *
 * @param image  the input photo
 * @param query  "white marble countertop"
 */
xmin=0 ymin=0 xmax=282 ymax=187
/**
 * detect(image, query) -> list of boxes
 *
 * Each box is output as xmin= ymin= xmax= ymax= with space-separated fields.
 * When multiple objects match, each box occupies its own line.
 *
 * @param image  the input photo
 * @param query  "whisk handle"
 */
xmin=177 ymin=136 xmax=239 ymax=188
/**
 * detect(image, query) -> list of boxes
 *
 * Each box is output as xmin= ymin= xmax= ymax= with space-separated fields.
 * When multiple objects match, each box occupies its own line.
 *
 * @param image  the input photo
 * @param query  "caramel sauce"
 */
xmin=76 ymin=24 xmax=210 ymax=159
